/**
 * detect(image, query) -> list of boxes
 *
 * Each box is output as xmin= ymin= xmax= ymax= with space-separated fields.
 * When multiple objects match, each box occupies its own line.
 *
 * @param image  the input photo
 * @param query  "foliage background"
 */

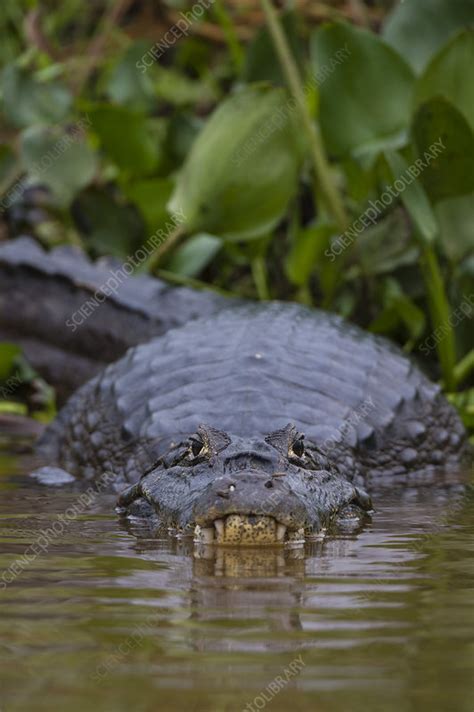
xmin=0 ymin=0 xmax=472 ymax=436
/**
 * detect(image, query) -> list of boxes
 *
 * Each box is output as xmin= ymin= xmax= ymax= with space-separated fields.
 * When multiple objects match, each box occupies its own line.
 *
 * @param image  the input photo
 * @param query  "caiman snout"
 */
xmin=116 ymin=428 xmax=372 ymax=546
xmin=192 ymin=471 xmax=309 ymax=546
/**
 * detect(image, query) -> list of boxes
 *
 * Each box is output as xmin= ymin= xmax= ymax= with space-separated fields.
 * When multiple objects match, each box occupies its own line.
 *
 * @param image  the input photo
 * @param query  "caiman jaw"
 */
xmin=193 ymin=514 xmax=305 ymax=546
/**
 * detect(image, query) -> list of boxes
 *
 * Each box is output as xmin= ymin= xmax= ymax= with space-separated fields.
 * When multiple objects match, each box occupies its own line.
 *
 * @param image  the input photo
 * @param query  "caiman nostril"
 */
xmin=217 ymin=483 xmax=235 ymax=498
xmin=264 ymin=480 xmax=273 ymax=489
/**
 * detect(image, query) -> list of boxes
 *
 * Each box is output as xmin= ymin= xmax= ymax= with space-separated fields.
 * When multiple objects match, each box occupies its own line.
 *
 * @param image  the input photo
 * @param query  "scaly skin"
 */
xmin=37 ymin=302 xmax=468 ymax=545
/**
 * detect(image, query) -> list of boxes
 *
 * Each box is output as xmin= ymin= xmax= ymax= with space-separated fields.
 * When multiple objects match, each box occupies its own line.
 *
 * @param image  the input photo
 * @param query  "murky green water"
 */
xmin=0 ymin=452 xmax=473 ymax=712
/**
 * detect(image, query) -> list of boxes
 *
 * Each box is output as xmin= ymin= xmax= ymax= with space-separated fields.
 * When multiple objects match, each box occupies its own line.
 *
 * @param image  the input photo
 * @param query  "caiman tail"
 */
xmin=0 ymin=237 xmax=226 ymax=402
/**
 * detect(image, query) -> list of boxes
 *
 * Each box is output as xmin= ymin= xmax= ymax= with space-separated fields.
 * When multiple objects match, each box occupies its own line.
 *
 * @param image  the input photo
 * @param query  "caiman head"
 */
xmin=117 ymin=424 xmax=372 ymax=546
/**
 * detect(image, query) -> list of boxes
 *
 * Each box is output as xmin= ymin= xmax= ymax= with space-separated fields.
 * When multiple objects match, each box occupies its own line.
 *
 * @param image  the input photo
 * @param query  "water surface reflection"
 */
xmin=0 ymin=455 xmax=473 ymax=712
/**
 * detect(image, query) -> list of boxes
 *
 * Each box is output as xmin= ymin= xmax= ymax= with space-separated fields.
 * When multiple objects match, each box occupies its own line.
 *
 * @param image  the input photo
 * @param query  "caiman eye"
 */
xmin=291 ymin=437 xmax=305 ymax=458
xmin=190 ymin=436 xmax=205 ymax=458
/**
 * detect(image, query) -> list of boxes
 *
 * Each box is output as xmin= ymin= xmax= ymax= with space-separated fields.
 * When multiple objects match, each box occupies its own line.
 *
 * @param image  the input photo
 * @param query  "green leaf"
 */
xmin=105 ymin=41 xmax=156 ymax=110
xmin=354 ymin=209 xmax=419 ymax=276
xmin=242 ymin=11 xmax=304 ymax=85
xmin=20 ymin=124 xmax=97 ymax=206
xmin=125 ymin=178 xmax=175 ymax=233
xmin=285 ymin=222 xmax=335 ymax=286
xmin=412 ymin=97 xmax=474 ymax=203
xmin=341 ymin=156 xmax=381 ymax=206
xmin=383 ymin=0 xmax=474 ymax=74
xmin=435 ymin=193 xmax=474 ymax=261
xmin=369 ymin=279 xmax=426 ymax=347
xmin=166 ymin=114 xmax=203 ymax=166
xmin=168 ymin=86 xmax=302 ymax=240
xmin=0 ymin=343 xmax=21 ymax=382
xmin=166 ymin=234 xmax=222 ymax=277
xmin=311 ymin=22 xmax=415 ymax=159
xmin=88 ymin=105 xmax=161 ymax=176
xmin=154 ymin=67 xmax=215 ymax=107
xmin=1 ymin=63 xmax=72 ymax=128
xmin=384 ymin=150 xmax=438 ymax=244
xmin=415 ymin=30 xmax=474 ymax=131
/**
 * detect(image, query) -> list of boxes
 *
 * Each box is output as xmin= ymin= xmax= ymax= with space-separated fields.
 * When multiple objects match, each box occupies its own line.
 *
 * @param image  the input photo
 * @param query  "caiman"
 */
xmin=0 ymin=238 xmax=469 ymax=546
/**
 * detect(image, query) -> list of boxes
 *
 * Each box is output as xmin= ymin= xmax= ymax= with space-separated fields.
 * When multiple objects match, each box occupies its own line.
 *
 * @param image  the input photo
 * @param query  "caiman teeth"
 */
xmin=194 ymin=524 xmax=214 ymax=544
xmin=214 ymin=518 xmax=225 ymax=541
xmin=194 ymin=517 xmax=305 ymax=546
xmin=286 ymin=527 xmax=305 ymax=544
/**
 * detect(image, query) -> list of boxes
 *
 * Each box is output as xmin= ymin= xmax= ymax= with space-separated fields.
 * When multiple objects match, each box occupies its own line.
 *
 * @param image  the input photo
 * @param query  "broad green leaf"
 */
xmin=168 ymin=86 xmax=302 ymax=241
xmin=1 ymin=64 xmax=72 ymax=128
xmin=125 ymin=178 xmax=175 ymax=233
xmin=105 ymin=41 xmax=156 ymax=110
xmin=384 ymin=150 xmax=438 ymax=244
xmin=354 ymin=209 xmax=419 ymax=276
xmin=415 ymin=30 xmax=474 ymax=131
xmin=435 ymin=194 xmax=474 ymax=261
xmin=341 ymin=156 xmax=381 ymax=206
xmin=88 ymin=105 xmax=161 ymax=176
xmin=166 ymin=114 xmax=203 ymax=166
xmin=311 ymin=22 xmax=415 ymax=158
xmin=166 ymin=234 xmax=222 ymax=277
xmin=383 ymin=0 xmax=474 ymax=74
xmin=412 ymin=97 xmax=474 ymax=203
xmin=20 ymin=125 xmax=97 ymax=206
xmin=242 ymin=11 xmax=304 ymax=85
xmin=285 ymin=222 xmax=335 ymax=286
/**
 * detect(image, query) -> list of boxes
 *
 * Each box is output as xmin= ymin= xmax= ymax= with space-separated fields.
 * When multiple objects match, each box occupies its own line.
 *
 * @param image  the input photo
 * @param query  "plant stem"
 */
xmin=259 ymin=0 xmax=348 ymax=232
xmin=453 ymin=349 xmax=474 ymax=387
xmin=145 ymin=223 xmax=187 ymax=273
xmin=213 ymin=0 xmax=244 ymax=72
xmin=251 ymin=256 xmax=270 ymax=300
xmin=420 ymin=245 xmax=456 ymax=391
xmin=296 ymin=284 xmax=313 ymax=306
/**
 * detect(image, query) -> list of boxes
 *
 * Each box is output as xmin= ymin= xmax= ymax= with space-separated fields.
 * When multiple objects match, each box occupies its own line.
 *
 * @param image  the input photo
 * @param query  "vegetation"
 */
xmin=0 ymin=0 xmax=473 ymax=436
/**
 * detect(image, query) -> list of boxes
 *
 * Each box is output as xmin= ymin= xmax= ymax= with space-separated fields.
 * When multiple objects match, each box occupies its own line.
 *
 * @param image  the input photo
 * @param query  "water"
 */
xmin=0 ymin=452 xmax=473 ymax=712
